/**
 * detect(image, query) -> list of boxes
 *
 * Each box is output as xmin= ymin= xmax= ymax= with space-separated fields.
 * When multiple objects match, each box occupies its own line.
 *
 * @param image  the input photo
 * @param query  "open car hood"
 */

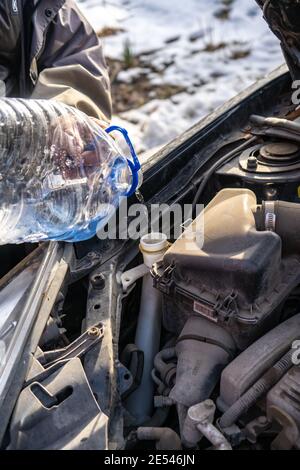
xmin=256 ymin=0 xmax=300 ymax=79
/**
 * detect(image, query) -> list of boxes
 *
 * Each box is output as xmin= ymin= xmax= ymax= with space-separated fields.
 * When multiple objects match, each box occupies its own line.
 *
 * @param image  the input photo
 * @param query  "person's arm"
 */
xmin=30 ymin=0 xmax=112 ymax=122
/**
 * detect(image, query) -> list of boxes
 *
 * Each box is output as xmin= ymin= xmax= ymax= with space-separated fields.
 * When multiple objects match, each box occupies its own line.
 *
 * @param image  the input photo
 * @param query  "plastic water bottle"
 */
xmin=0 ymin=98 xmax=141 ymax=244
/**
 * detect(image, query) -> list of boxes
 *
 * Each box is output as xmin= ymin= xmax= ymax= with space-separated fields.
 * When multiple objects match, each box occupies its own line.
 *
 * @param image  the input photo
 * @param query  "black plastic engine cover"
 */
xmin=152 ymin=189 xmax=300 ymax=349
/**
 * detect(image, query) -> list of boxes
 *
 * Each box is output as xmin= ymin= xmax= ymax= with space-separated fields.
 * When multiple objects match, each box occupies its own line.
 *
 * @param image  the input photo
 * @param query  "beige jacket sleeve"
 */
xmin=31 ymin=0 xmax=112 ymax=122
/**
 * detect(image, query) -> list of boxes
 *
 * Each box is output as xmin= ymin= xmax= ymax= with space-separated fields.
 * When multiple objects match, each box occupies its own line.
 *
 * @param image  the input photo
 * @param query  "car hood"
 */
xmin=256 ymin=0 xmax=300 ymax=79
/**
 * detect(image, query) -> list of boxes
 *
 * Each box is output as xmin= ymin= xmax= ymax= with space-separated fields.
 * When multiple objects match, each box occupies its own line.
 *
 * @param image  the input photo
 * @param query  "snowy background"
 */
xmin=78 ymin=0 xmax=284 ymax=161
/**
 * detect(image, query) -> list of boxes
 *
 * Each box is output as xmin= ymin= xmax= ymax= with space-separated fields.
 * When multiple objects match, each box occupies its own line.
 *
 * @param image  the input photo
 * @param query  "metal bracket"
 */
xmin=66 ymin=243 xmax=103 ymax=282
xmin=38 ymin=322 xmax=104 ymax=369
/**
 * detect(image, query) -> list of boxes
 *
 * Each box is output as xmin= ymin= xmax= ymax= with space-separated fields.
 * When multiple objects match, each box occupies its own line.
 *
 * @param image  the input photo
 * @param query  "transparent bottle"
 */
xmin=0 ymin=98 xmax=141 ymax=244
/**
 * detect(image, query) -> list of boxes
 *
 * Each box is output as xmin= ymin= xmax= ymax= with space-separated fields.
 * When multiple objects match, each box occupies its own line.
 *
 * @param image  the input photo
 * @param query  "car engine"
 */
xmin=118 ymin=113 xmax=300 ymax=451
xmin=3 ymin=94 xmax=300 ymax=451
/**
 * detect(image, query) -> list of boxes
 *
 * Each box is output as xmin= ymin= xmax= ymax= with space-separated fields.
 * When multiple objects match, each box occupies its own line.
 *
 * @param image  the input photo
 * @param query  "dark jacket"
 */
xmin=0 ymin=0 xmax=112 ymax=121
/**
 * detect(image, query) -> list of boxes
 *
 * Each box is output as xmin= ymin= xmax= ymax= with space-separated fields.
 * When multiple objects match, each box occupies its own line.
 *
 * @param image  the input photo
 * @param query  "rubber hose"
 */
xmin=154 ymin=347 xmax=177 ymax=386
xmin=141 ymin=407 xmax=170 ymax=428
xmin=191 ymin=136 xmax=257 ymax=214
xmin=256 ymin=200 xmax=300 ymax=254
xmin=219 ymin=349 xmax=293 ymax=428
xmin=137 ymin=427 xmax=182 ymax=450
xmin=271 ymin=201 xmax=300 ymax=253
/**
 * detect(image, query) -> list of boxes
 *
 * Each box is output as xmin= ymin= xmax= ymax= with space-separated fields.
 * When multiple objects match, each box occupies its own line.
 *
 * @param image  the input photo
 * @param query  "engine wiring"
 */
xmin=191 ymin=136 xmax=258 ymax=215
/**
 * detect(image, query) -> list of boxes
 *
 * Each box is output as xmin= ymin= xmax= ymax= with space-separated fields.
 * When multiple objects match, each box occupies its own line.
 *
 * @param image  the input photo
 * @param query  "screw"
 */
xmin=88 ymin=326 xmax=100 ymax=337
xmin=91 ymin=273 xmax=105 ymax=290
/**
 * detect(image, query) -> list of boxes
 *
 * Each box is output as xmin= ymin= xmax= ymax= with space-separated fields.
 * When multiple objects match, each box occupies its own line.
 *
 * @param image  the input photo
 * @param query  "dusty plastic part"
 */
xmin=197 ymin=422 xmax=232 ymax=450
xmin=219 ymin=349 xmax=293 ymax=429
xmin=219 ymin=313 xmax=300 ymax=409
xmin=140 ymin=233 xmax=169 ymax=268
xmin=153 ymin=188 xmax=296 ymax=351
xmin=137 ymin=427 xmax=182 ymax=450
xmin=126 ymin=233 xmax=169 ymax=424
xmin=183 ymin=400 xmax=231 ymax=450
xmin=0 ymin=98 xmax=133 ymax=244
xmin=176 ymin=402 xmax=188 ymax=441
xmin=8 ymin=358 xmax=108 ymax=450
xmin=183 ymin=400 xmax=215 ymax=447
xmin=160 ymin=187 xmax=279 ymax=306
xmin=120 ymin=264 xmax=149 ymax=292
xmin=170 ymin=315 xmax=236 ymax=408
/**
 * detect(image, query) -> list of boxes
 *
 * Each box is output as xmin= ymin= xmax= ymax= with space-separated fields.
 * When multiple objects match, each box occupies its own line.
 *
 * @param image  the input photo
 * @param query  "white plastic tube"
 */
xmin=126 ymin=233 xmax=169 ymax=424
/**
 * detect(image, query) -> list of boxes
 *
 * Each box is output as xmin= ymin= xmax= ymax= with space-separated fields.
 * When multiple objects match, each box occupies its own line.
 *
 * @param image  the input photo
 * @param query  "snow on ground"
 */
xmin=78 ymin=0 xmax=284 ymax=160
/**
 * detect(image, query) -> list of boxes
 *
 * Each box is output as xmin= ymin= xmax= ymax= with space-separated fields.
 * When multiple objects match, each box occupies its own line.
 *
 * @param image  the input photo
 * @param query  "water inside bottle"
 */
xmin=0 ymin=98 xmax=132 ymax=244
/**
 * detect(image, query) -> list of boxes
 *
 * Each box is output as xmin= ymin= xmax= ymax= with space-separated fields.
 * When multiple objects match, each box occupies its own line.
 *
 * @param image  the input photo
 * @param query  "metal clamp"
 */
xmin=264 ymin=201 xmax=276 ymax=231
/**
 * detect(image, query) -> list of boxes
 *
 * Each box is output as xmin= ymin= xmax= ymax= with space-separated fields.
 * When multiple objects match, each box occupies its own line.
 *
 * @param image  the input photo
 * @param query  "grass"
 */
xmin=214 ymin=0 xmax=236 ymax=21
xmin=229 ymin=48 xmax=251 ymax=60
xmin=106 ymin=57 xmax=185 ymax=113
xmin=203 ymin=41 xmax=227 ymax=52
xmin=97 ymin=26 xmax=125 ymax=38
xmin=123 ymin=39 xmax=135 ymax=69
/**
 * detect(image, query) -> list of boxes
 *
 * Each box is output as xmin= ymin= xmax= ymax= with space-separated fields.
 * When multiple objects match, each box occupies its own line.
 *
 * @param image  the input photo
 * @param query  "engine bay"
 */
xmin=116 ymin=110 xmax=300 ymax=450
xmin=2 ymin=69 xmax=300 ymax=451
